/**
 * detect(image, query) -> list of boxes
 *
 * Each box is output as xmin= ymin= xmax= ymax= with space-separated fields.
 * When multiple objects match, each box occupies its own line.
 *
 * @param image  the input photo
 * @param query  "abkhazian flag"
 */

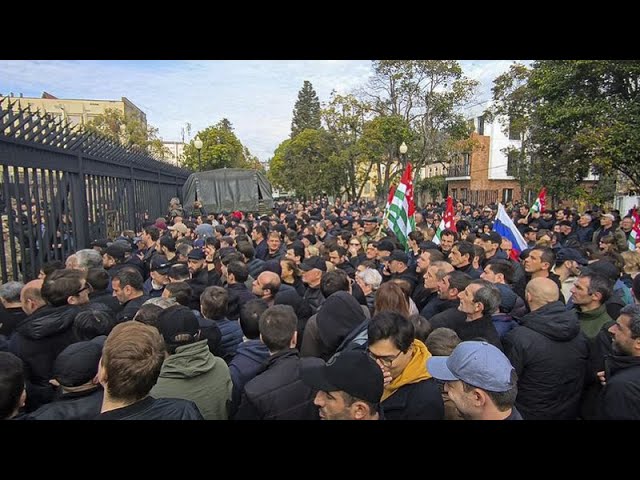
xmin=433 ymin=196 xmax=456 ymax=246
xmin=384 ymin=184 xmax=396 ymax=212
xmin=528 ymin=187 xmax=546 ymax=215
xmin=387 ymin=163 xmax=415 ymax=250
xmin=629 ymin=208 xmax=640 ymax=251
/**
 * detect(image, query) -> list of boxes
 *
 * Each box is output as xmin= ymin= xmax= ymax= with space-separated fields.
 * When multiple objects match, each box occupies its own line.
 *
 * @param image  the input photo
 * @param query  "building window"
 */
xmin=460 ymin=188 xmax=468 ymax=201
xmin=477 ymin=116 xmax=485 ymax=135
xmin=451 ymin=188 xmax=457 ymax=200
xmin=507 ymin=151 xmax=518 ymax=176
xmin=508 ymin=118 xmax=522 ymax=140
xmin=502 ymin=188 xmax=513 ymax=203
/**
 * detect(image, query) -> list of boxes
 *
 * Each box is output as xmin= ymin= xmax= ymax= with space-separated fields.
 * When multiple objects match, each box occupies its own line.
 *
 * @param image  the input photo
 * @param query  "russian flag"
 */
xmin=493 ymin=203 xmax=528 ymax=261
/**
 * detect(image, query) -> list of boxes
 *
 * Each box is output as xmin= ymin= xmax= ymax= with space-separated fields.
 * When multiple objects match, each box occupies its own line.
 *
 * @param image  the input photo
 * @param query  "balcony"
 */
xmin=446 ymin=162 xmax=470 ymax=179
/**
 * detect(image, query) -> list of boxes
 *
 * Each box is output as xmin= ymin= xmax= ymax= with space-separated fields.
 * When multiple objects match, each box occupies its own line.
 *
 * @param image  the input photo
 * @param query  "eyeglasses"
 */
xmin=73 ymin=283 xmax=93 ymax=296
xmin=366 ymin=348 xmax=403 ymax=368
xmin=349 ymin=242 xmax=361 ymax=246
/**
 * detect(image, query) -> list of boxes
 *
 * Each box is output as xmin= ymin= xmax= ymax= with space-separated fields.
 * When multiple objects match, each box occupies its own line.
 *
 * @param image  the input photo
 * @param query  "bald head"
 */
xmin=254 ymin=271 xmax=281 ymax=300
xmin=525 ymin=277 xmax=560 ymax=311
xmin=20 ymin=279 xmax=45 ymax=315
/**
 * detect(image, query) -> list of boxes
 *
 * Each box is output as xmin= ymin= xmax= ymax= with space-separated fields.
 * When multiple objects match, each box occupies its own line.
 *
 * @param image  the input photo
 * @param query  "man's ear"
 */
xmin=351 ymin=401 xmax=370 ymax=420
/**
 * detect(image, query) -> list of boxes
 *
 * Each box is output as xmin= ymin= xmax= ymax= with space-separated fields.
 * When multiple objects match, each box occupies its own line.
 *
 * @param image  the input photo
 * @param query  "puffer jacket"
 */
xmin=503 ymin=301 xmax=589 ymax=420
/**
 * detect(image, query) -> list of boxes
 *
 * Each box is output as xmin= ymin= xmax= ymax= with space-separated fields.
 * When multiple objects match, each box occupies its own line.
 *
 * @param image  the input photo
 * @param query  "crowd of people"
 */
xmin=1 ymin=195 xmax=639 ymax=420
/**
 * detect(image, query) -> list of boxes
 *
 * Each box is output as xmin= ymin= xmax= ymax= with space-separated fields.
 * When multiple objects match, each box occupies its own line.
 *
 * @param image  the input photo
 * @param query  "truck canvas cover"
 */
xmin=182 ymin=168 xmax=273 ymax=213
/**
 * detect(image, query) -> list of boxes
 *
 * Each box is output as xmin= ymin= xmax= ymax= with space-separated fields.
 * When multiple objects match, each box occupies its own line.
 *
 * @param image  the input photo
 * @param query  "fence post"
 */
xmin=128 ymin=165 xmax=137 ymax=232
xmin=71 ymin=153 xmax=89 ymax=249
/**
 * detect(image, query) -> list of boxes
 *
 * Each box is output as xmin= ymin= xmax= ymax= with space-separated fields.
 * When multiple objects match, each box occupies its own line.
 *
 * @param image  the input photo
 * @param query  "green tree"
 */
xmin=269 ymin=129 xmax=337 ymax=199
xmin=417 ymin=175 xmax=447 ymax=203
xmin=182 ymin=118 xmax=255 ymax=171
xmin=322 ymin=91 xmax=373 ymax=200
xmin=529 ymin=60 xmax=640 ymax=192
xmin=358 ymin=114 xmax=412 ymax=203
xmin=84 ymin=108 xmax=170 ymax=159
xmin=291 ymin=80 xmax=321 ymax=138
xmin=362 ymin=60 xmax=477 ymax=182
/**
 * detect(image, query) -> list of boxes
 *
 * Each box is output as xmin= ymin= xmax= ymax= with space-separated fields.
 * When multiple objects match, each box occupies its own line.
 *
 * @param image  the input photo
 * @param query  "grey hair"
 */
xmin=620 ymin=304 xmax=640 ymax=339
xmin=0 ymin=281 xmax=24 ymax=303
xmin=470 ymin=279 xmax=502 ymax=314
xmin=75 ymin=249 xmax=103 ymax=270
xmin=357 ymin=268 xmax=382 ymax=291
xmin=143 ymin=297 xmax=176 ymax=309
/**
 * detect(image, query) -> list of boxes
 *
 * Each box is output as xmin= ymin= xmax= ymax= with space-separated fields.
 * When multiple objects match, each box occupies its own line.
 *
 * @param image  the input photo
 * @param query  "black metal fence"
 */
xmin=0 ymin=97 xmax=191 ymax=282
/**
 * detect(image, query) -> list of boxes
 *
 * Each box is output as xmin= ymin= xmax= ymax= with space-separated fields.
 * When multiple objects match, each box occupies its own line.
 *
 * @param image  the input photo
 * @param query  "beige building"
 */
xmin=162 ymin=141 xmax=186 ymax=167
xmin=1 ymin=91 xmax=146 ymax=129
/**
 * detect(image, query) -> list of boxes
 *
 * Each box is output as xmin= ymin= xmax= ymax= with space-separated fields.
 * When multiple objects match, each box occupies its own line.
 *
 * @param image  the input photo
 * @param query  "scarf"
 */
xmin=381 ymin=339 xmax=432 ymax=401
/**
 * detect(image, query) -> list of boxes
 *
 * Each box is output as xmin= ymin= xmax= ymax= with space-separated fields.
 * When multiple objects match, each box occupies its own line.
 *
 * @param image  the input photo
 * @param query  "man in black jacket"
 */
xmin=599 ymin=304 xmax=640 ymax=419
xmin=97 ymin=321 xmax=203 ymax=420
xmin=112 ymin=269 xmax=148 ymax=323
xmin=503 ymin=277 xmax=589 ymax=419
xmin=10 ymin=271 xmax=90 ymax=410
xmin=28 ymin=339 xmax=104 ymax=420
xmin=235 ymin=305 xmax=317 ymax=420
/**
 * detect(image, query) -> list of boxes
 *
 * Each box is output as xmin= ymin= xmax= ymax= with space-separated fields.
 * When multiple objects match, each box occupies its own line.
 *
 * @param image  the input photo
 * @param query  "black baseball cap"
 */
xmin=53 ymin=340 xmax=103 ymax=387
xmin=150 ymin=255 xmax=172 ymax=274
xmin=382 ymin=249 xmax=409 ymax=264
xmin=556 ymin=248 xmax=588 ymax=266
xmin=375 ymin=240 xmax=395 ymax=254
xmin=300 ymin=350 xmax=384 ymax=405
xmin=157 ymin=306 xmax=200 ymax=347
xmin=104 ymin=243 xmax=127 ymax=260
xmin=299 ymin=256 xmax=327 ymax=272
xmin=187 ymin=248 xmax=205 ymax=260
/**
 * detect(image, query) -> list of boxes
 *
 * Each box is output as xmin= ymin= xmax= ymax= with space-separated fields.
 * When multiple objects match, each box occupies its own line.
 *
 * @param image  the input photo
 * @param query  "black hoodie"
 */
xmin=316 ymin=291 xmax=366 ymax=360
xmin=503 ymin=301 xmax=590 ymax=420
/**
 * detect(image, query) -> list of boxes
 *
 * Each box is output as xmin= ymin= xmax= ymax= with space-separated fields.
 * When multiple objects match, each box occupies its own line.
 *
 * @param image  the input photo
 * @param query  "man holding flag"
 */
xmin=433 ymin=196 xmax=457 ymax=249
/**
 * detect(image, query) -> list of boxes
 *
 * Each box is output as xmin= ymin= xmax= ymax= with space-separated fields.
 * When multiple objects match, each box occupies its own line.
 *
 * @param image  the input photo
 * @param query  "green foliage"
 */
xmin=529 ymin=60 xmax=640 ymax=192
xmin=182 ymin=118 xmax=255 ymax=171
xmin=366 ymin=60 xmax=478 ymax=174
xmin=268 ymin=129 xmax=337 ymax=199
xmin=83 ymin=108 xmax=170 ymax=159
xmin=322 ymin=91 xmax=372 ymax=200
xmin=291 ymin=80 xmax=321 ymax=138
xmin=417 ymin=175 xmax=447 ymax=201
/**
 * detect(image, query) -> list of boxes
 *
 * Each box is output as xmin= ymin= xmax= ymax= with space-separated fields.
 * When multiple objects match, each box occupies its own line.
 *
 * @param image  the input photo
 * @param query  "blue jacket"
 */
xmin=228 ymin=339 xmax=270 ymax=415
xmin=213 ymin=316 xmax=243 ymax=363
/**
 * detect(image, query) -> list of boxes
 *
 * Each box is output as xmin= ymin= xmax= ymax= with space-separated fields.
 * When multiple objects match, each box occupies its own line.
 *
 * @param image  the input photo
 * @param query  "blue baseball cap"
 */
xmin=427 ymin=341 xmax=515 ymax=392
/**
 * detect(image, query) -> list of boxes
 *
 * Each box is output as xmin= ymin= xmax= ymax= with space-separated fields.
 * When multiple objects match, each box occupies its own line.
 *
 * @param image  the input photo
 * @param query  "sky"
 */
xmin=0 ymin=60 xmax=527 ymax=162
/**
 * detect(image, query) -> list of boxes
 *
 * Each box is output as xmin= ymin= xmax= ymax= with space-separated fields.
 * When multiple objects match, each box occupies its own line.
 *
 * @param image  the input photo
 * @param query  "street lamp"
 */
xmin=399 ymin=141 xmax=408 ymax=168
xmin=194 ymin=136 xmax=203 ymax=171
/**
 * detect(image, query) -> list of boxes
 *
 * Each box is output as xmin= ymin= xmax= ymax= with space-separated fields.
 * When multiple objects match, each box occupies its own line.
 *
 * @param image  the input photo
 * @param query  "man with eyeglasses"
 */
xmin=9 ymin=269 xmax=92 ymax=411
xmin=366 ymin=311 xmax=443 ymax=420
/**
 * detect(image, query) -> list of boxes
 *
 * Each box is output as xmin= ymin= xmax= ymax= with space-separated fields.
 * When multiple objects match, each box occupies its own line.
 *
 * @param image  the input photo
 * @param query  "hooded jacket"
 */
xmin=316 ymin=291 xmax=367 ymax=360
xmin=150 ymin=339 xmax=232 ymax=420
xmin=10 ymin=304 xmax=79 ymax=409
xmin=503 ymin=301 xmax=590 ymax=420
xmin=228 ymin=339 xmax=270 ymax=415
xmin=495 ymin=283 xmax=527 ymax=318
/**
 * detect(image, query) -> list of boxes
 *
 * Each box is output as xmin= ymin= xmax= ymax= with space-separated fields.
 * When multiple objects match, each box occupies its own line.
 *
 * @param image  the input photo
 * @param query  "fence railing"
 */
xmin=0 ymin=97 xmax=191 ymax=282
